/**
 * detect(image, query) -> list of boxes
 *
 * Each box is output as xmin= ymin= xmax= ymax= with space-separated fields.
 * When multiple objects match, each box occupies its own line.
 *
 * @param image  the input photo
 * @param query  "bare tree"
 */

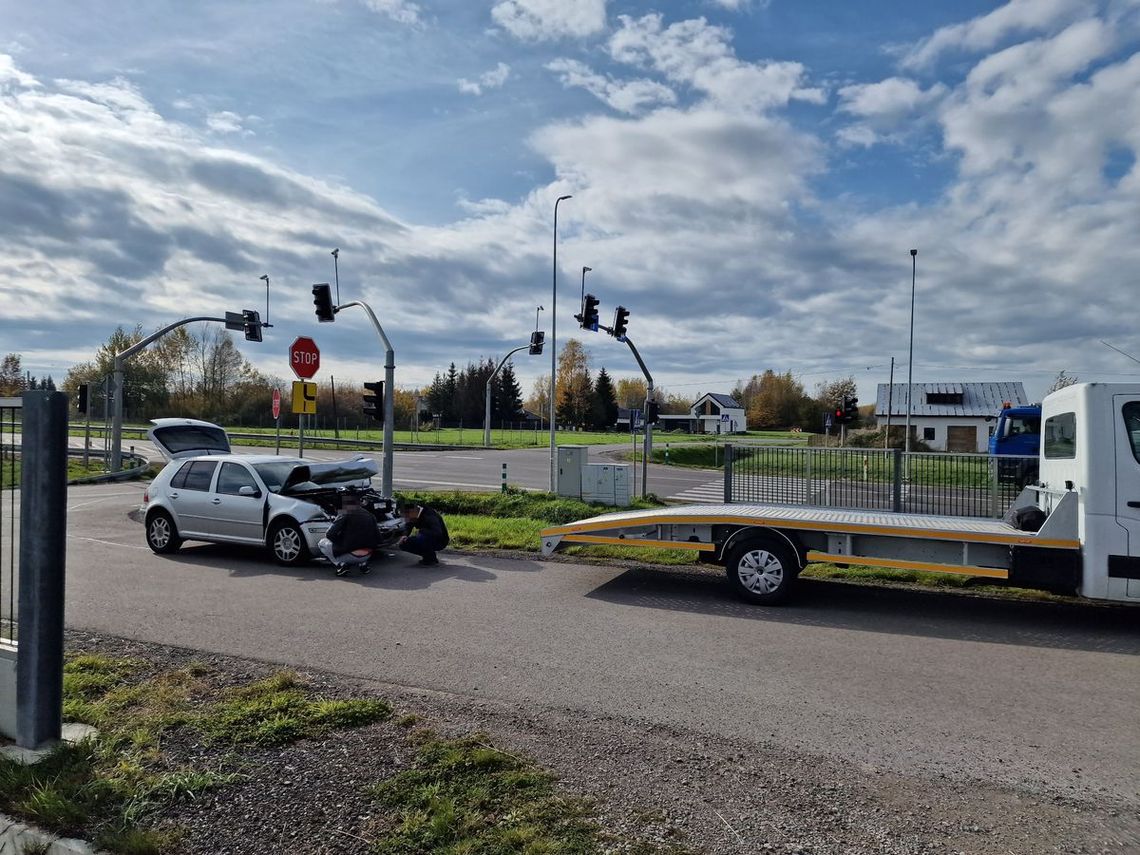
xmin=1048 ymin=370 xmax=1079 ymax=393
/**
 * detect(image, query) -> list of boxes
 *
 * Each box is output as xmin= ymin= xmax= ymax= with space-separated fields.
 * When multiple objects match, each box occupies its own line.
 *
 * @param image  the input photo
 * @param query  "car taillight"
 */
xmin=143 ymin=489 xmax=149 ymax=504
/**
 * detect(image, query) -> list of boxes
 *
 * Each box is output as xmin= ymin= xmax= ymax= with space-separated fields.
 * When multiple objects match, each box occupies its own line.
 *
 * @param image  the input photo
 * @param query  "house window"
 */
xmin=923 ymin=427 xmax=936 ymax=441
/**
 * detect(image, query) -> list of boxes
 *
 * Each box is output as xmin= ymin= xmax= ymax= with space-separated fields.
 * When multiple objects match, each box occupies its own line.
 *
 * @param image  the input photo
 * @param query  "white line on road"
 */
xmin=68 ymin=493 xmax=142 ymax=511
xmin=69 ymin=535 xmax=149 ymax=550
xmin=444 ymin=456 xmax=485 ymax=460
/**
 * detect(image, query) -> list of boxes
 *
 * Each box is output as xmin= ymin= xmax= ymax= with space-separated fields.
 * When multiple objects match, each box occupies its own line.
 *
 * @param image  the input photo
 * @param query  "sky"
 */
xmin=1 ymin=0 xmax=1139 ymax=407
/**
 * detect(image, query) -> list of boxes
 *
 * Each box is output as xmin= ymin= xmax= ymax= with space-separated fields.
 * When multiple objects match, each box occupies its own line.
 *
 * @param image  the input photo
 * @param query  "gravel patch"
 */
xmin=67 ymin=630 xmax=1139 ymax=855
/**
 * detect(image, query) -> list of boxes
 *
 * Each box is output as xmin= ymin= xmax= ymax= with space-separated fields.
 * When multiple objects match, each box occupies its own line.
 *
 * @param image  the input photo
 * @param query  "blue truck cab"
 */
xmin=989 ymin=403 xmax=1041 ymax=483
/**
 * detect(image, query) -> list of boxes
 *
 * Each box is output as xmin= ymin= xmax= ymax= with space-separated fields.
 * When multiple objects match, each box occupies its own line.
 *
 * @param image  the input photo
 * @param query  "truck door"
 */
xmin=1112 ymin=397 xmax=1140 ymax=597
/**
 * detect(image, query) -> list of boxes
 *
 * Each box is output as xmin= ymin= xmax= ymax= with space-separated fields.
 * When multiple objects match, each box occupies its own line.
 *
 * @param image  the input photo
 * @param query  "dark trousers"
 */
xmin=400 ymin=534 xmax=443 ymax=562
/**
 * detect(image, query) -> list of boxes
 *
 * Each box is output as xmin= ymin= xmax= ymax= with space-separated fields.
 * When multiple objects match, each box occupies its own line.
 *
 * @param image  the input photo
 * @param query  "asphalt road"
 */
xmin=63 ymin=483 xmax=1140 ymax=807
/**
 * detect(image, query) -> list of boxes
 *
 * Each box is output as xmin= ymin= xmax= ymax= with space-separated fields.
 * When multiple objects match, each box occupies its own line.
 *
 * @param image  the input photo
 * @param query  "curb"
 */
xmin=0 ymin=812 xmax=100 ymax=855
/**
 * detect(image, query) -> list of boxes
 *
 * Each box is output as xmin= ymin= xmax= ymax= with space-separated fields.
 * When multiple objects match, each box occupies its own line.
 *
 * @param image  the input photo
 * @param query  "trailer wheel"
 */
xmin=725 ymin=536 xmax=799 ymax=605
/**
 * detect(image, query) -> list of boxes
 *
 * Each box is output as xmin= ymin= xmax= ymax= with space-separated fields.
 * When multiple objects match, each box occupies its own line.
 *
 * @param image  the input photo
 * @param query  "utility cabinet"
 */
xmin=556 ymin=446 xmax=589 ymax=498
xmin=581 ymin=463 xmax=632 ymax=507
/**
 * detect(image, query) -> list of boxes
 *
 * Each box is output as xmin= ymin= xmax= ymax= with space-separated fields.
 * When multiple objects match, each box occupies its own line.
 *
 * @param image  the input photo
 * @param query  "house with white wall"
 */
xmin=690 ymin=393 xmax=745 ymax=434
xmin=874 ymin=382 xmax=1029 ymax=452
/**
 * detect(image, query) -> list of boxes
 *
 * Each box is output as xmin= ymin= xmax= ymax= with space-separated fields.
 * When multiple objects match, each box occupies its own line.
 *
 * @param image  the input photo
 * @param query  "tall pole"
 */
xmin=550 ymin=194 xmax=572 ymax=492
xmin=332 ymin=248 xmax=341 ymax=306
xmin=884 ymin=356 xmax=895 ymax=450
xmin=330 ymin=375 xmax=340 ymax=440
xmin=904 ymin=249 xmax=917 ymax=468
xmin=260 ymin=274 xmax=271 ymax=327
xmin=580 ymin=266 xmax=591 ymax=315
xmin=336 ymin=300 xmax=395 ymax=497
xmin=485 ymin=344 xmax=529 ymax=448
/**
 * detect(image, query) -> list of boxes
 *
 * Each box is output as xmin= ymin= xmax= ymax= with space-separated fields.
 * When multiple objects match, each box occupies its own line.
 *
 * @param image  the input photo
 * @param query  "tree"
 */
xmin=526 ymin=375 xmax=550 ymax=421
xmin=615 ymin=377 xmax=648 ymax=409
xmin=1048 ymin=370 xmax=1079 ymax=393
xmin=815 ymin=377 xmax=857 ymax=409
xmin=745 ymin=370 xmax=811 ymax=429
xmin=556 ymin=339 xmax=593 ymax=429
xmin=444 ymin=363 xmax=459 ymax=423
xmin=497 ymin=361 xmax=525 ymax=422
xmin=592 ymin=367 xmax=619 ymax=429
xmin=0 ymin=354 xmax=22 ymax=396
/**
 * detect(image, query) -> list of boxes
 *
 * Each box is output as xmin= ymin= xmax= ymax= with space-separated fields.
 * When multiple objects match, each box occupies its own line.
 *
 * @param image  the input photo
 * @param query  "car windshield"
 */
xmin=253 ymin=461 xmax=304 ymax=493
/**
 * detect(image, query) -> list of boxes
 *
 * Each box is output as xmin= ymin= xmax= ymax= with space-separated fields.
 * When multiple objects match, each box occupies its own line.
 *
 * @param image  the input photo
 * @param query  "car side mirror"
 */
xmin=238 ymin=485 xmax=260 ymax=497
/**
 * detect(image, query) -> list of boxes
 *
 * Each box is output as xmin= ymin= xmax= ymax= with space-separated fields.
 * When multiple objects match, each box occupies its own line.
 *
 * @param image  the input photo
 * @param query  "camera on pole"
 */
xmin=242 ymin=309 xmax=263 ymax=343
xmin=611 ymin=306 xmax=629 ymax=341
xmin=529 ymin=330 xmax=545 ymax=355
xmin=362 ymin=381 xmax=383 ymax=422
xmin=312 ymin=283 xmax=336 ymax=323
xmin=576 ymin=293 xmax=600 ymax=331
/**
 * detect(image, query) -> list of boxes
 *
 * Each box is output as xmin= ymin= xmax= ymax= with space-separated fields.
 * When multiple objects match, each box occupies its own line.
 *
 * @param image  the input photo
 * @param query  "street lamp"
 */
xmin=550 ymin=194 xmax=572 ymax=492
xmin=580 ymin=266 xmax=591 ymax=315
xmin=535 ymin=305 xmax=544 ymax=331
xmin=259 ymin=274 xmax=270 ymax=327
xmin=904 ymin=249 xmax=918 ymax=466
xmin=331 ymin=248 xmax=340 ymax=305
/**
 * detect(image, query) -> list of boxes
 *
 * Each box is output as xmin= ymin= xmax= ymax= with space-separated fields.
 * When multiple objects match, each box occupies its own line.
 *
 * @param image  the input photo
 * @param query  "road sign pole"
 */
xmin=299 ymin=413 xmax=305 ymax=458
xmin=275 ymin=415 xmax=281 ymax=455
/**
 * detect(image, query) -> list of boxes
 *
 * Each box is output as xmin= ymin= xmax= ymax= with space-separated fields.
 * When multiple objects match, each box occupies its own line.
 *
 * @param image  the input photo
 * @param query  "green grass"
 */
xmin=0 ymin=458 xmax=110 ymax=488
xmin=2 ymin=653 xmax=391 ymax=853
xmin=367 ymin=731 xmax=690 ymax=854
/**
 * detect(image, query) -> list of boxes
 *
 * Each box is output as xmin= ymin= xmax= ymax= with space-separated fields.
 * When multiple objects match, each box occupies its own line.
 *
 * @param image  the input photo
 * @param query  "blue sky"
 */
xmin=1 ymin=0 xmax=1139 ymax=404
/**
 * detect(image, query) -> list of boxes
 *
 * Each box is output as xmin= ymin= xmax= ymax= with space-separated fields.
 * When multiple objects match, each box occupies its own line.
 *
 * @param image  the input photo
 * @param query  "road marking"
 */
xmin=69 ymin=535 xmax=150 ymax=551
xmin=68 ymin=493 xmax=141 ymax=511
xmin=392 ymin=478 xmax=533 ymax=490
xmin=444 ymin=456 xmax=485 ymax=460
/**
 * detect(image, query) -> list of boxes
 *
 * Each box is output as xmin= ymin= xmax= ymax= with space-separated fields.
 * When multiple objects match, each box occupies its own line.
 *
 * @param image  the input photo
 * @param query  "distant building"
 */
xmin=874 ymin=382 xmax=1029 ymax=453
xmin=614 ymin=392 xmax=745 ymax=433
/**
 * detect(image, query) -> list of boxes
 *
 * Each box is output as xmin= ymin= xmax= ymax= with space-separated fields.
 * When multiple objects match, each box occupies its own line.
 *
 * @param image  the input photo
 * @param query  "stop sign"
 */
xmin=271 ymin=388 xmax=281 ymax=420
xmin=289 ymin=337 xmax=320 ymax=380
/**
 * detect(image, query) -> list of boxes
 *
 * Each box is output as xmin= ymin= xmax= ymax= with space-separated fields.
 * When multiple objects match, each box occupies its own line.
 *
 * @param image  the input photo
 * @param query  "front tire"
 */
xmin=725 ymin=536 xmax=799 ymax=605
xmin=146 ymin=510 xmax=182 ymax=554
xmin=269 ymin=519 xmax=310 ymax=566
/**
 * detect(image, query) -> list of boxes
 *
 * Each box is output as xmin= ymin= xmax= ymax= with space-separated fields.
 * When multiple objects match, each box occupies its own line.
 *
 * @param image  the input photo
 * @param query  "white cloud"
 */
xmin=608 ymin=14 xmax=825 ymax=112
xmin=362 ymin=0 xmax=422 ymax=25
xmin=545 ymin=58 xmax=676 ymax=114
xmin=206 ymin=110 xmax=253 ymax=135
xmin=458 ymin=62 xmax=511 ymax=96
xmin=902 ymin=0 xmax=1090 ymax=69
xmin=491 ymin=0 xmax=607 ymax=41
xmin=0 ymin=54 xmax=38 ymax=88
xmin=708 ymin=0 xmax=769 ymax=9
xmin=836 ymin=77 xmax=948 ymax=147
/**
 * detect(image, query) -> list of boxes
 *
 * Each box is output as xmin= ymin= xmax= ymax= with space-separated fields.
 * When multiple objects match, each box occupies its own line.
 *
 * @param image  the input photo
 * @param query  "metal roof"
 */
xmin=691 ymin=392 xmax=743 ymax=411
xmin=874 ymin=382 xmax=1029 ymax=418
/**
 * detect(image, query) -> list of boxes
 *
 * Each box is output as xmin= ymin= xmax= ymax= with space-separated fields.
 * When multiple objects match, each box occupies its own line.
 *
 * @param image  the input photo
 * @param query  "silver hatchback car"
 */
xmin=140 ymin=419 xmax=404 ymax=564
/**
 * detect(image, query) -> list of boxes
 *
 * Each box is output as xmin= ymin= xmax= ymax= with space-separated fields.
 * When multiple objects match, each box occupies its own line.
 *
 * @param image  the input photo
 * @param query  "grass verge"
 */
xmin=0 ymin=458 xmax=111 ymax=489
xmin=1 ymin=654 xmax=390 ymax=853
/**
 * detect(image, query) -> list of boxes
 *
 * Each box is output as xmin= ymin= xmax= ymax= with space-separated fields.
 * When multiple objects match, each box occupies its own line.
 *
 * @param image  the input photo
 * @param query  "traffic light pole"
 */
xmin=484 ymin=344 xmax=529 ymax=449
xmin=110 ymin=315 xmax=229 ymax=472
xmin=605 ymin=332 xmax=653 ymax=499
xmin=335 ymin=301 xmax=395 ymax=497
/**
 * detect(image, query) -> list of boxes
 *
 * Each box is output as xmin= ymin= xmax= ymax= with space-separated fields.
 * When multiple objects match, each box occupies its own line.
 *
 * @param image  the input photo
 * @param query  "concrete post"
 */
xmin=17 ymin=391 xmax=67 ymax=749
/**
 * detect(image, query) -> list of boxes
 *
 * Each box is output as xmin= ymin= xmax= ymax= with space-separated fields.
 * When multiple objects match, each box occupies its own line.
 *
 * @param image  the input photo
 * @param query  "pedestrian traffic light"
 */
xmin=77 ymin=383 xmax=89 ymax=415
xmin=612 ymin=306 xmax=629 ymax=341
xmin=312 ymin=283 xmax=335 ymax=323
xmin=529 ymin=330 xmax=545 ymax=355
xmin=577 ymin=293 xmax=600 ymax=331
xmin=362 ymin=381 xmax=383 ymax=422
xmin=242 ymin=309 xmax=263 ymax=342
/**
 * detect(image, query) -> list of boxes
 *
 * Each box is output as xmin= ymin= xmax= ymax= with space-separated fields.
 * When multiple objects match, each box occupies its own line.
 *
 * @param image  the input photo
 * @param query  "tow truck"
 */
xmin=541 ymin=383 xmax=1140 ymax=606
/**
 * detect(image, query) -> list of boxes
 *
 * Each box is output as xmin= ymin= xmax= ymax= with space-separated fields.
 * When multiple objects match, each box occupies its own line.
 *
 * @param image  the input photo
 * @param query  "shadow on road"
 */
xmin=586 ymin=566 xmax=1140 ymax=655
xmin=158 ymin=545 xmax=499 ymax=590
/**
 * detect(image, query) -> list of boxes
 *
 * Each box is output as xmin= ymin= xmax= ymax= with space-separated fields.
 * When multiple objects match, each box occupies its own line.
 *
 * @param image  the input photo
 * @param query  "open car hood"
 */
xmin=280 ymin=457 xmax=380 ymax=494
xmin=148 ymin=418 xmax=232 ymax=462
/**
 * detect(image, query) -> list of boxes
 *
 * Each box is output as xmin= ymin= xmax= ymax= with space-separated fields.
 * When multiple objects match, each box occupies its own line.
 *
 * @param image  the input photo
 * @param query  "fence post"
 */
xmin=723 ymin=444 xmax=734 ymax=503
xmin=17 ymin=391 xmax=67 ymax=749
xmin=501 ymin=462 xmax=508 ymax=493
xmin=892 ymin=448 xmax=903 ymax=513
xmin=990 ymin=458 xmax=999 ymax=518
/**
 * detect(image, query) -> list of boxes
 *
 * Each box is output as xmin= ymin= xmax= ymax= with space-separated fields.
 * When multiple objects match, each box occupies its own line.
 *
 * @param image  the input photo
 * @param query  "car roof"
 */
xmin=165 ymin=454 xmax=304 ymax=465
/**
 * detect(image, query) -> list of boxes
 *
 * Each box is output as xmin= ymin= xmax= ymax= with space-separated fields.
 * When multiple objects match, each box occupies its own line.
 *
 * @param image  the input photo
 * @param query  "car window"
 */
xmin=170 ymin=462 xmax=194 ymax=489
xmin=217 ymin=462 xmax=257 ymax=496
xmin=182 ymin=460 xmax=218 ymax=492
xmin=253 ymin=461 xmax=303 ymax=493
xmin=1122 ymin=402 xmax=1140 ymax=464
xmin=152 ymin=425 xmax=230 ymax=454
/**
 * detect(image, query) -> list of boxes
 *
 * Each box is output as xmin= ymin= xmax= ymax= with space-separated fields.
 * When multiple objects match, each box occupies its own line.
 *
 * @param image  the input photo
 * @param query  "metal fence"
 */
xmin=724 ymin=444 xmax=1038 ymax=518
xmin=1 ymin=398 xmax=19 ymax=645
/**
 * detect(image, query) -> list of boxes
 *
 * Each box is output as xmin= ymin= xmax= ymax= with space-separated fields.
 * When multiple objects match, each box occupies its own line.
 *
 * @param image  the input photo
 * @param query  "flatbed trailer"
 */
xmin=541 ymin=492 xmax=1080 ymax=604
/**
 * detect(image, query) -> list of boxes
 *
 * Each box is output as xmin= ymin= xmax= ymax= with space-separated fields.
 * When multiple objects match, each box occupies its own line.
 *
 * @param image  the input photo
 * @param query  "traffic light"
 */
xmin=844 ymin=396 xmax=859 ymax=423
xmin=529 ymin=330 xmax=545 ymax=355
xmin=77 ymin=383 xmax=89 ymax=415
xmin=834 ymin=406 xmax=845 ymax=425
xmin=646 ymin=400 xmax=659 ymax=424
xmin=577 ymin=293 xmax=600 ymax=331
xmin=242 ymin=309 xmax=262 ymax=343
xmin=362 ymin=381 xmax=383 ymax=422
xmin=312 ymin=283 xmax=335 ymax=323
xmin=612 ymin=306 xmax=629 ymax=341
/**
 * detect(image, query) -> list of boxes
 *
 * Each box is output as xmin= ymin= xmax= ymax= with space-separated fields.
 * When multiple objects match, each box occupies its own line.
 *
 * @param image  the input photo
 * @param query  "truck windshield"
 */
xmin=1005 ymin=417 xmax=1041 ymax=437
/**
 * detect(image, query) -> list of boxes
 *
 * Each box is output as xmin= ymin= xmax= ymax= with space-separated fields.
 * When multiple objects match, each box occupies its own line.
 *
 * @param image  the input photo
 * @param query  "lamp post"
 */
xmin=550 ymin=194 xmax=572 ymax=492
xmin=580 ymin=266 xmax=591 ymax=314
xmin=904 ymin=249 xmax=918 ymax=468
xmin=331 ymin=248 xmax=340 ymax=305
xmin=259 ymin=274 xmax=271 ymax=327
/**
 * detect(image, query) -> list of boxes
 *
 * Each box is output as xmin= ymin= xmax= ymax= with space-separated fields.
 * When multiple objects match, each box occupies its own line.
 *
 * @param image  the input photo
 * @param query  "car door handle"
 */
xmin=1128 ymin=501 xmax=1140 ymax=508
xmin=212 ymin=498 xmax=222 ymax=504
xmin=170 ymin=492 xmax=179 ymax=499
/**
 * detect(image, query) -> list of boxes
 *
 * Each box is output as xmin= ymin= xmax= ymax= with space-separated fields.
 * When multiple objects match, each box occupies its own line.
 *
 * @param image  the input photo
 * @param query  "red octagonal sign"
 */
xmin=289 ymin=337 xmax=320 ymax=380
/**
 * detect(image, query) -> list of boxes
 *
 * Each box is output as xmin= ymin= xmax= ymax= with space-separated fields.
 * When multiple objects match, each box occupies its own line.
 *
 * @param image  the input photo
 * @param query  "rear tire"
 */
xmin=725 ymin=536 xmax=799 ymax=605
xmin=269 ymin=519 xmax=310 ymax=566
xmin=146 ymin=510 xmax=182 ymax=554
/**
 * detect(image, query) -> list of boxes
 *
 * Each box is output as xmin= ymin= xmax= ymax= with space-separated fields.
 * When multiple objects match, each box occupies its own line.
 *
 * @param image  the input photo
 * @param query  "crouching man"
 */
xmin=318 ymin=493 xmax=379 ymax=576
xmin=397 ymin=501 xmax=449 ymax=566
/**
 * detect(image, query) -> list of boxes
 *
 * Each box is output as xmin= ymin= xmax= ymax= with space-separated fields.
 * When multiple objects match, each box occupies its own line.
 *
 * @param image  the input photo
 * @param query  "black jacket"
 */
xmin=409 ymin=505 xmax=449 ymax=547
xmin=326 ymin=508 xmax=379 ymax=552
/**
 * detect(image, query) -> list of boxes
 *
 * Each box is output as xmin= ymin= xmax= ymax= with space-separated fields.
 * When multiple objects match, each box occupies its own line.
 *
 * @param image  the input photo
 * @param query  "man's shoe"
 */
xmin=335 ymin=563 xmax=351 ymax=577
xmin=359 ymin=563 xmax=372 ymax=575
xmin=418 ymin=557 xmax=439 ymax=566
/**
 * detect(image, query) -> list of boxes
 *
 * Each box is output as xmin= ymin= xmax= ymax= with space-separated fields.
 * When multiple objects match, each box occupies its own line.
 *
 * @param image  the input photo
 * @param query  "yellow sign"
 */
xmin=291 ymin=381 xmax=317 ymax=415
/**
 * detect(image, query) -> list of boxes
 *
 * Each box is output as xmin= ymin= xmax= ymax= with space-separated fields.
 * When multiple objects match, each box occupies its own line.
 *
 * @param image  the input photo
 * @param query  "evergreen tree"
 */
xmin=0 ymin=354 xmax=22 ymax=396
xmin=426 ymin=372 xmax=448 ymax=419
xmin=42 ymin=375 xmax=56 ymax=391
xmin=497 ymin=360 xmax=525 ymax=421
xmin=592 ymin=367 xmax=618 ymax=429
xmin=444 ymin=362 xmax=459 ymax=423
